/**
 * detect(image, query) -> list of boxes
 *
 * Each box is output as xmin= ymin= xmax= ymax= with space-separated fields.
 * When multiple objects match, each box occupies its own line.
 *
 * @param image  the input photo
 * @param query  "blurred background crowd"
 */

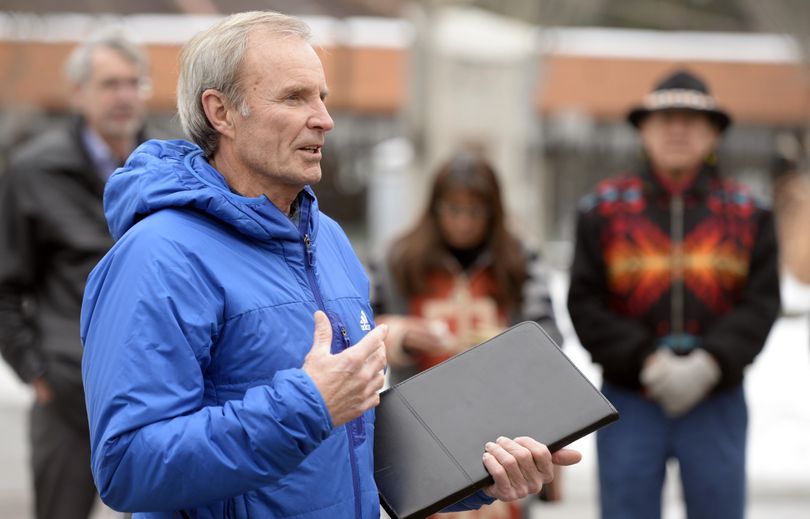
xmin=1 ymin=1 xmax=809 ymax=518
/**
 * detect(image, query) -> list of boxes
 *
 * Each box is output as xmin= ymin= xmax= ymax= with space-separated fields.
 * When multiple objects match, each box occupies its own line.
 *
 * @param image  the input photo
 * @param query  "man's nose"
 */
xmin=310 ymin=101 xmax=334 ymax=132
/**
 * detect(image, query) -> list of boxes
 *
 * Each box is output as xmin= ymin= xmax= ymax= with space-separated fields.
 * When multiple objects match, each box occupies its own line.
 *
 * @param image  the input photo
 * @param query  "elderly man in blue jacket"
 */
xmin=80 ymin=10 xmax=580 ymax=518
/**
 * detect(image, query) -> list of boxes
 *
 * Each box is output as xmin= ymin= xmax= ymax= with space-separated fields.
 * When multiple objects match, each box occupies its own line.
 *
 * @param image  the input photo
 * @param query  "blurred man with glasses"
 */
xmin=0 ymin=28 xmax=151 ymax=519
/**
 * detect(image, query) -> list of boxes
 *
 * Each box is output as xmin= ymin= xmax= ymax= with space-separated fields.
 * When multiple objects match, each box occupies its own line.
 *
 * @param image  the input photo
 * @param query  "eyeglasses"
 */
xmin=92 ymin=77 xmax=152 ymax=96
xmin=436 ymin=202 xmax=491 ymax=220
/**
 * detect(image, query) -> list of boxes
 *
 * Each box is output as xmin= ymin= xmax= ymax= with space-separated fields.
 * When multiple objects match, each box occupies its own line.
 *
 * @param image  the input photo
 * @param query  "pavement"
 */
xmin=1 ymin=271 xmax=809 ymax=518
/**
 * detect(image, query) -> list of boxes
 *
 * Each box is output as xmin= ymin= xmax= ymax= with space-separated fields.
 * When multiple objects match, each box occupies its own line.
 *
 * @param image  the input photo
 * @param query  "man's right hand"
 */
xmin=303 ymin=311 xmax=388 ymax=427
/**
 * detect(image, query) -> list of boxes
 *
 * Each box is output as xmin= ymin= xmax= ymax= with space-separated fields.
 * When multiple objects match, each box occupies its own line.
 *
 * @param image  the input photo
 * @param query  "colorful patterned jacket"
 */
xmin=373 ymin=246 xmax=561 ymax=386
xmin=567 ymin=164 xmax=780 ymax=391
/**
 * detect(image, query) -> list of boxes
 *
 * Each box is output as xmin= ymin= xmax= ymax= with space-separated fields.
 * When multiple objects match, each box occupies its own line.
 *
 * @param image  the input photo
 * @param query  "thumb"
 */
xmin=310 ymin=310 xmax=333 ymax=354
xmin=551 ymin=448 xmax=582 ymax=467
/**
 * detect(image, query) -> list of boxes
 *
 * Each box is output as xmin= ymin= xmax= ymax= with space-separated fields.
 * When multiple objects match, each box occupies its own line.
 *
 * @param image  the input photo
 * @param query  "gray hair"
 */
xmin=64 ymin=27 xmax=148 ymax=86
xmin=177 ymin=11 xmax=312 ymax=157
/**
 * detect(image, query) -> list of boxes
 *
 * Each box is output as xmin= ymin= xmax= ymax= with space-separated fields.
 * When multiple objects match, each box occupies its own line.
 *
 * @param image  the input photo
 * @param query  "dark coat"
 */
xmin=567 ymin=165 xmax=780 ymax=392
xmin=0 ymin=117 xmax=143 ymax=431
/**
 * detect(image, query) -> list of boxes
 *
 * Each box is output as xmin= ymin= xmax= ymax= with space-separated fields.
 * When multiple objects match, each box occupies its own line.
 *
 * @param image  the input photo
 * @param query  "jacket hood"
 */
xmin=104 ymin=139 xmax=317 ymax=242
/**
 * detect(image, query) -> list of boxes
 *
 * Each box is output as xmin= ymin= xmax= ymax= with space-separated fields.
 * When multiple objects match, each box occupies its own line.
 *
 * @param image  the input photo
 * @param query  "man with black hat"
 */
xmin=567 ymin=69 xmax=780 ymax=519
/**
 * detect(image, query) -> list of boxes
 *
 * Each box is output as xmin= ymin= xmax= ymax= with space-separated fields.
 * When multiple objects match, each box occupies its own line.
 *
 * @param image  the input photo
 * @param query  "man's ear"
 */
xmin=201 ymin=89 xmax=236 ymax=140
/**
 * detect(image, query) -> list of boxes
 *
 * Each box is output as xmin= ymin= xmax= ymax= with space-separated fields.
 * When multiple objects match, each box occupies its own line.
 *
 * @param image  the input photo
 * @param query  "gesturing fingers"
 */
xmin=364 ymin=343 xmax=388 ymax=373
xmin=304 ymin=319 xmax=389 ymax=428
xmin=348 ymin=325 xmax=388 ymax=399
xmin=350 ymin=323 xmax=388 ymax=364
xmin=308 ymin=311 xmax=333 ymax=357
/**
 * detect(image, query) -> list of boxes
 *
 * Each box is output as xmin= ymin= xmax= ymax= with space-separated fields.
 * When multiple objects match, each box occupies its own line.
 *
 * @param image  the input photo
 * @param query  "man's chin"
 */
xmin=300 ymin=167 xmax=322 ymax=186
xmin=99 ymin=119 xmax=141 ymax=139
xmin=654 ymin=155 xmax=704 ymax=173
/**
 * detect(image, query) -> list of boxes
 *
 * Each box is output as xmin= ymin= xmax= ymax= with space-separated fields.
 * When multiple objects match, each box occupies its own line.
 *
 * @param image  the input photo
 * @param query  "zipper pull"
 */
xmin=340 ymin=326 xmax=351 ymax=349
xmin=303 ymin=234 xmax=315 ymax=266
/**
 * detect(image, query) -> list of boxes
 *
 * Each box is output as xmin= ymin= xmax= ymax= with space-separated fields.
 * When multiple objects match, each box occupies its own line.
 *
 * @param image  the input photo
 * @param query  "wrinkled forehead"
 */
xmin=236 ymin=30 xmax=325 ymax=95
xmin=242 ymin=29 xmax=321 ymax=72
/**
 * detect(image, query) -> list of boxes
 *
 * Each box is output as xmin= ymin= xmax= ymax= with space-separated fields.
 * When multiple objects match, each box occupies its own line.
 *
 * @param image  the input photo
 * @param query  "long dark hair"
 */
xmin=388 ymin=150 xmax=527 ymax=310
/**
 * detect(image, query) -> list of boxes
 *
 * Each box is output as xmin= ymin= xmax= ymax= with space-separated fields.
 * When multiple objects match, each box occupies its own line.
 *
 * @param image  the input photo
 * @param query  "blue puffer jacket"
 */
xmin=81 ymin=140 xmax=384 ymax=517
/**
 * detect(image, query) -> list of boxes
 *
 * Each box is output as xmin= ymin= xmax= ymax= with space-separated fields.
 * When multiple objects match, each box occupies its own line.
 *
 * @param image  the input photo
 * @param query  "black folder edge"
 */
xmin=376 ymin=321 xmax=619 ymax=519
xmin=378 ymin=387 xmax=482 ymax=519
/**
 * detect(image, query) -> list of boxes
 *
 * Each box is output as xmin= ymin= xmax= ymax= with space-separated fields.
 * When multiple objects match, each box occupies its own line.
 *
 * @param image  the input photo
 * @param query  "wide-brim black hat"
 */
xmin=627 ymin=69 xmax=732 ymax=132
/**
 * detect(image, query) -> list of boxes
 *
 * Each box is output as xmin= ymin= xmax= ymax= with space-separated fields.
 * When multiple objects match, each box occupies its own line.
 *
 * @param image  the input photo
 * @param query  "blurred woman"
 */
xmin=372 ymin=150 xmax=562 ymax=519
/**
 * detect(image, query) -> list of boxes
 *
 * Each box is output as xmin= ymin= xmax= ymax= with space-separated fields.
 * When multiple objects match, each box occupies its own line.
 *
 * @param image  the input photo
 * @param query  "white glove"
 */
xmin=640 ymin=348 xmax=721 ymax=417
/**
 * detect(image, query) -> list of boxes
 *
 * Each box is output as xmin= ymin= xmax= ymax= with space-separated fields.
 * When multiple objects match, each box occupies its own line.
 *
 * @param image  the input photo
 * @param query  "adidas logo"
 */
xmin=359 ymin=310 xmax=371 ymax=331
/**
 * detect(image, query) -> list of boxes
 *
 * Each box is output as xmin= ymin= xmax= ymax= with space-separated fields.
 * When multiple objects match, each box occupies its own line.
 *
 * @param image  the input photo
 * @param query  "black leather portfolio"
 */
xmin=373 ymin=321 xmax=618 ymax=519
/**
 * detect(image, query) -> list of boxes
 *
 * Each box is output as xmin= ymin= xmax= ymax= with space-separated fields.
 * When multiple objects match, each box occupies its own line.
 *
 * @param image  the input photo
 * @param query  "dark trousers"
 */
xmin=29 ymin=401 xmax=97 ymax=519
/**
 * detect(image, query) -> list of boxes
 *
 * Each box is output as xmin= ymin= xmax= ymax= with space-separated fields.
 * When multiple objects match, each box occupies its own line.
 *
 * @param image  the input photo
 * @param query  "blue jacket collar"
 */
xmin=104 ymin=139 xmax=319 ymax=244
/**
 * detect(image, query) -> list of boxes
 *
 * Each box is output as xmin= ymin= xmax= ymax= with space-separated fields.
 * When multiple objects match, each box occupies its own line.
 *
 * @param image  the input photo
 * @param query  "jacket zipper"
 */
xmin=340 ymin=325 xmax=366 ymax=445
xmin=302 ymin=234 xmax=326 ymax=309
xmin=670 ymin=194 xmax=685 ymax=337
xmin=299 ymin=201 xmax=364 ymax=519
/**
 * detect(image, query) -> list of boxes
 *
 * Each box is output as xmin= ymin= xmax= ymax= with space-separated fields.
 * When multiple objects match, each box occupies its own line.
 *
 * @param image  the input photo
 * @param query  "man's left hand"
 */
xmin=481 ymin=437 xmax=581 ymax=502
